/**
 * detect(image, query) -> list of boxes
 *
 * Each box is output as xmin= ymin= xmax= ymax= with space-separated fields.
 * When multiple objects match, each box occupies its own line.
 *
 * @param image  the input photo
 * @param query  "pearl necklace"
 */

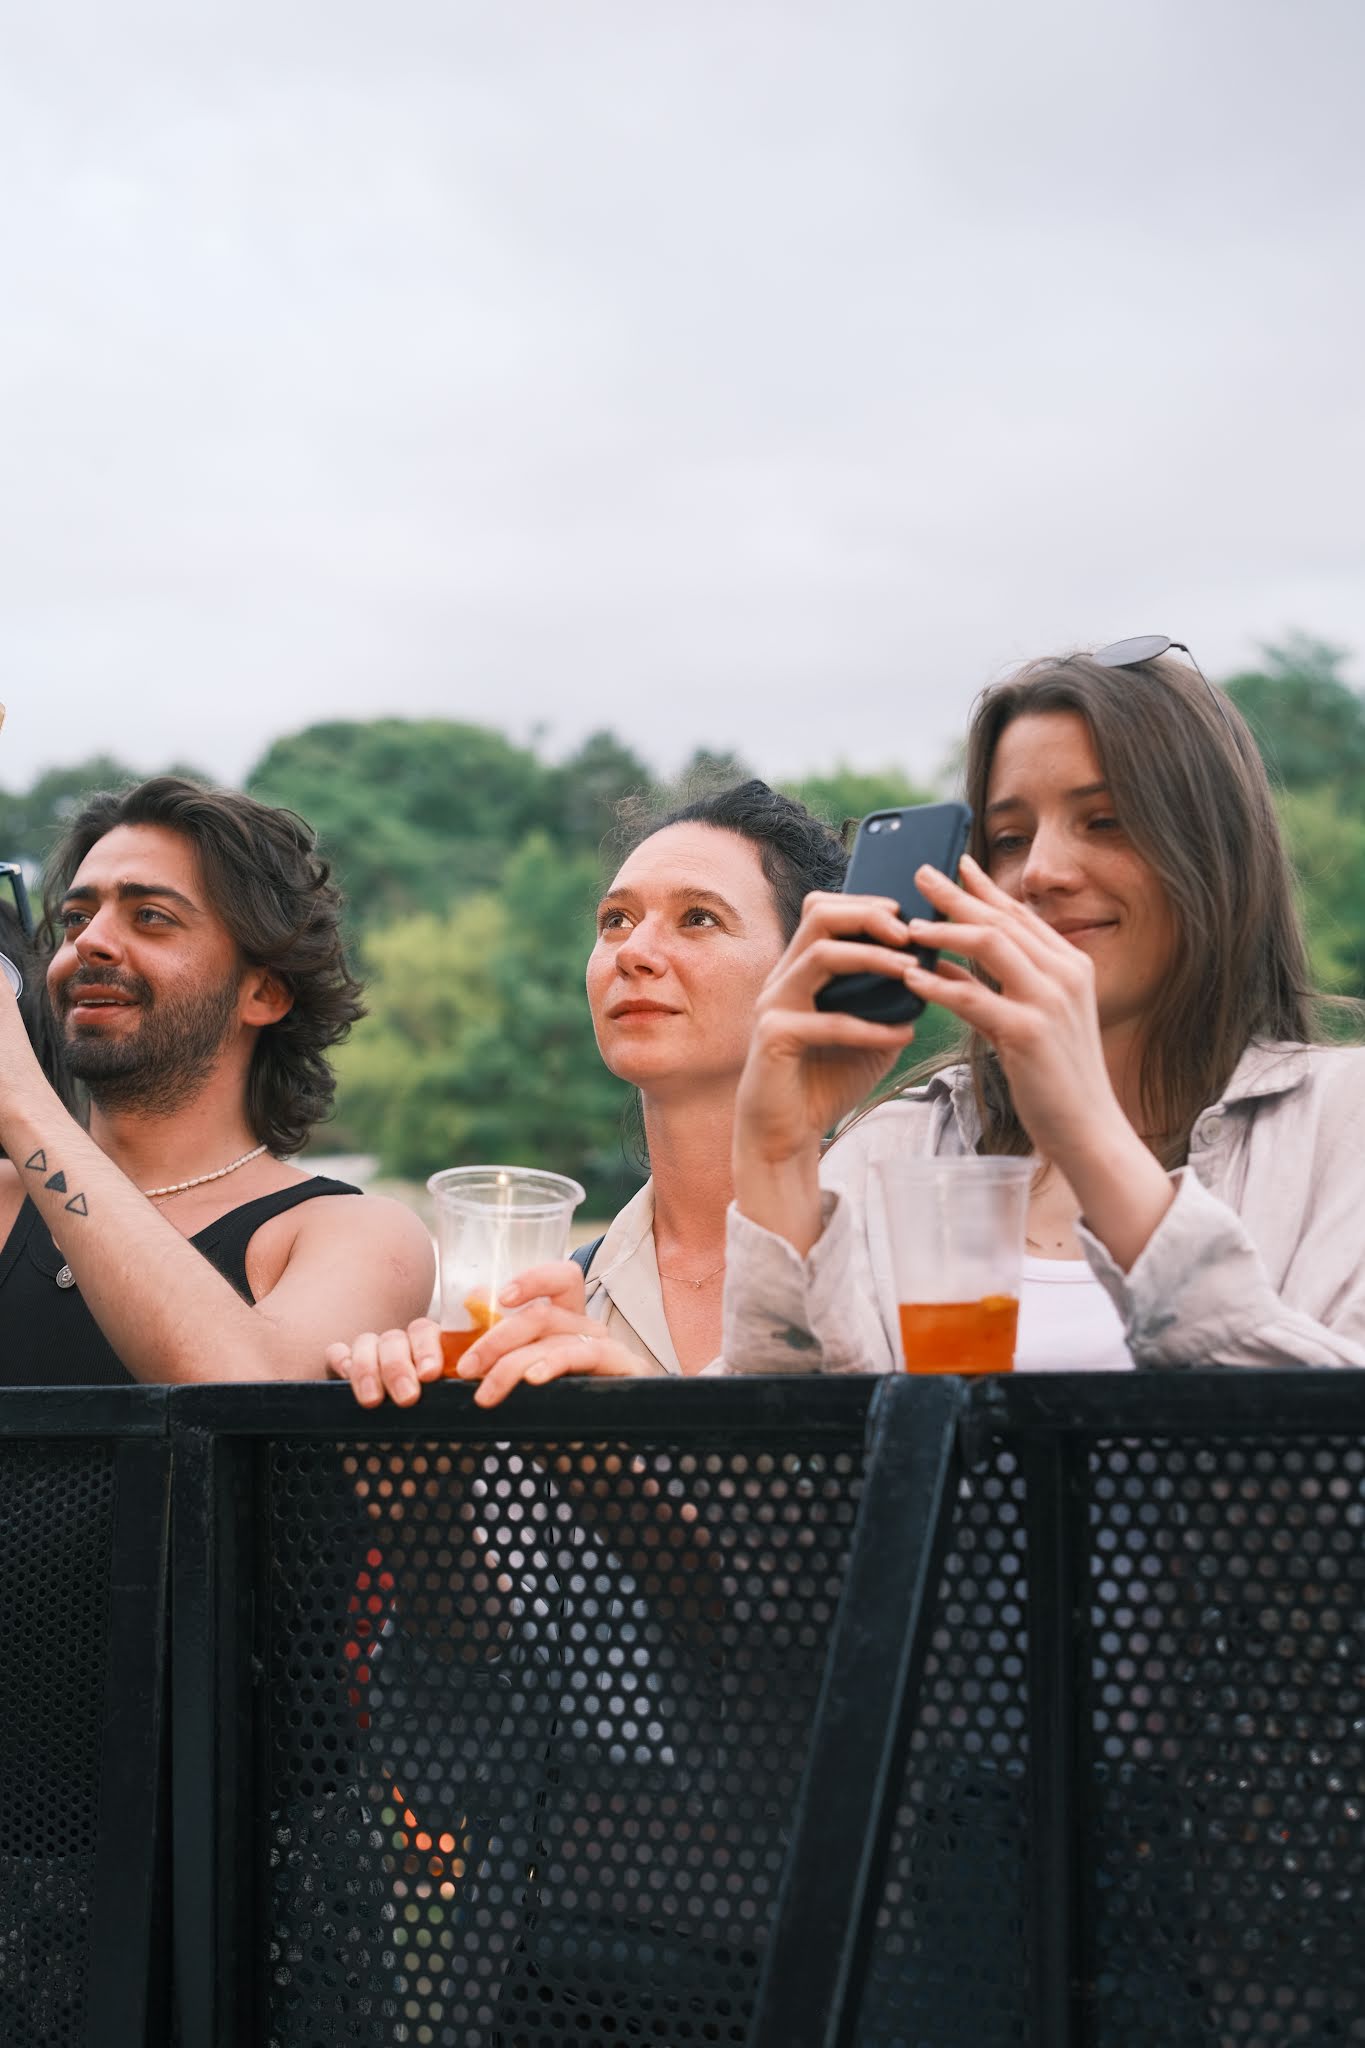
xmin=143 ymin=1144 xmax=268 ymax=1201
xmin=54 ymin=1144 xmax=269 ymax=1289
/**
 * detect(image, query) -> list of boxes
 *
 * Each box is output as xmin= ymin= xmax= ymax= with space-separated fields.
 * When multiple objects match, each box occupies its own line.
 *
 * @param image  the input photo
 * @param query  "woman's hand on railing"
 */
xmin=326 ymin=1265 xmax=654 ymax=1409
xmin=454 ymin=1260 xmax=654 ymax=1407
xmin=325 ymin=1318 xmax=444 ymax=1407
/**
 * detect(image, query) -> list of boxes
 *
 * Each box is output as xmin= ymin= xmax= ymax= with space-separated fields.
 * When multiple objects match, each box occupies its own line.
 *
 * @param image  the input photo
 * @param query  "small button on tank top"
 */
xmin=0 ymin=1176 xmax=361 ymax=1386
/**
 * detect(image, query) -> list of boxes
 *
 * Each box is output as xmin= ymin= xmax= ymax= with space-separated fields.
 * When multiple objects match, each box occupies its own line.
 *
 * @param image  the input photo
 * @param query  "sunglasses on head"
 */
xmin=1092 ymin=634 xmax=1239 ymax=743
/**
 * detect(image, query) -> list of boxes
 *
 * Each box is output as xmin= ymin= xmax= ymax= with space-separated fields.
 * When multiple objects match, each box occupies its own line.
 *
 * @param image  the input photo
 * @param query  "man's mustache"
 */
xmin=60 ymin=970 xmax=153 ymax=1007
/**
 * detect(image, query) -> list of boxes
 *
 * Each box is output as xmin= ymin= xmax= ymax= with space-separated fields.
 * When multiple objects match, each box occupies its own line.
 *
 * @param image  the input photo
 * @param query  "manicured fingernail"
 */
xmin=417 ymin=1358 xmax=441 ymax=1379
xmin=960 ymin=852 xmax=980 ymax=871
xmin=456 ymin=1355 xmax=481 ymax=1376
xmin=358 ymin=1377 xmax=380 ymax=1403
xmin=499 ymin=1282 xmax=521 ymax=1305
xmin=395 ymin=1377 xmax=418 ymax=1403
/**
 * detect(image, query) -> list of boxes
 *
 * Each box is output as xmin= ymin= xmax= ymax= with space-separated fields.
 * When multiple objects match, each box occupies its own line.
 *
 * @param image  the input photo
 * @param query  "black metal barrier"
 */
xmin=0 ymin=1390 xmax=170 ymax=2048
xmin=169 ymin=1377 xmax=873 ymax=2048
xmin=757 ymin=1372 xmax=1365 ymax=2048
xmin=1 ymin=1374 xmax=1363 ymax=2047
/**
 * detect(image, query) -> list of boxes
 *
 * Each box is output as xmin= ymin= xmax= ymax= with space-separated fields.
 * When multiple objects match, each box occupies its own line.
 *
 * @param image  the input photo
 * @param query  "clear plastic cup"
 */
xmin=873 ymin=1156 xmax=1032 ymax=1375
xmin=426 ymin=1165 xmax=586 ymax=1378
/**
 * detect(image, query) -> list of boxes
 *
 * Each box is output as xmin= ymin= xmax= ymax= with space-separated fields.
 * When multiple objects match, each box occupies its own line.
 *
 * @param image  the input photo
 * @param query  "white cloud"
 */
xmin=0 ymin=0 xmax=1361 ymax=788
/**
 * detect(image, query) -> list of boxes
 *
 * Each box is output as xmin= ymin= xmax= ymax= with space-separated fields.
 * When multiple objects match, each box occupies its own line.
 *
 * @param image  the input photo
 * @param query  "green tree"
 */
xmin=1224 ymin=635 xmax=1365 ymax=797
xmin=1277 ymin=786 xmax=1365 ymax=999
xmin=246 ymin=719 xmax=552 ymax=925
xmin=331 ymin=835 xmax=640 ymax=1210
xmin=545 ymin=729 xmax=654 ymax=855
xmin=327 ymin=899 xmax=503 ymax=1166
xmin=675 ymin=746 xmax=755 ymax=795
xmin=0 ymin=754 xmax=205 ymax=870
xmin=783 ymin=763 xmax=935 ymax=835
xmin=453 ymin=835 xmax=639 ymax=1208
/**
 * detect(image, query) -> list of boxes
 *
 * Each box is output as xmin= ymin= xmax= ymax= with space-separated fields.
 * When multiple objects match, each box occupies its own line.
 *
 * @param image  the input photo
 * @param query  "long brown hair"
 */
xmin=936 ymin=652 xmax=1314 ymax=1167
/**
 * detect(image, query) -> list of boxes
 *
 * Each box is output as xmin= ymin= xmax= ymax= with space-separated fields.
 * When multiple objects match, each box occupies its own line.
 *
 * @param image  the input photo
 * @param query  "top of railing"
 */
xmin=1 ymin=1366 xmax=1364 ymax=1443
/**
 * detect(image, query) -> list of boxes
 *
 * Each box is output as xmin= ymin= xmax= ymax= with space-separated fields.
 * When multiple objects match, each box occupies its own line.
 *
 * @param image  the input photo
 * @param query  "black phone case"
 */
xmin=814 ymin=801 xmax=972 ymax=1024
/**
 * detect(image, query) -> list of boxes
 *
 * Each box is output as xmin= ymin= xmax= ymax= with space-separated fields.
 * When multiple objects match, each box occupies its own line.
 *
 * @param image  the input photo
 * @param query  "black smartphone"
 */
xmin=814 ymin=800 xmax=972 ymax=1023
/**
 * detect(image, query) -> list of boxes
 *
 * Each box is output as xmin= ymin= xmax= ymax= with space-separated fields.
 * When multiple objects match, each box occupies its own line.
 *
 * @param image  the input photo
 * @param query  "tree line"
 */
xmin=2 ymin=634 xmax=1361 ymax=1207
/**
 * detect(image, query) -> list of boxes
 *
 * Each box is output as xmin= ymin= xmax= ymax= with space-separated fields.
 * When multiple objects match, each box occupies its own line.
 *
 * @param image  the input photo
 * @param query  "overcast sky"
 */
xmin=2 ymin=0 xmax=1362 ymax=792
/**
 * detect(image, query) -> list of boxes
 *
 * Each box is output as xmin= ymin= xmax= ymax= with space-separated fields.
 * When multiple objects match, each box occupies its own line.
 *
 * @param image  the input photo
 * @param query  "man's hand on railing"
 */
xmin=325 ymin=1318 xmax=445 ymax=1407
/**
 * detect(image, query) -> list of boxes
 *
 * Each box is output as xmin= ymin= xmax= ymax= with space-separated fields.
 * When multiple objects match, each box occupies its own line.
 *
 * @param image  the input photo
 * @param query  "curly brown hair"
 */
xmin=44 ymin=776 xmax=363 ymax=1155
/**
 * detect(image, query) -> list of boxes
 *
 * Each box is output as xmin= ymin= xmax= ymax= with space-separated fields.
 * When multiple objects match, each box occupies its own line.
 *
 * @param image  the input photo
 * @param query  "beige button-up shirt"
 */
xmin=721 ymin=1041 xmax=1365 ymax=1374
xmin=582 ymin=1180 xmax=678 ymax=1376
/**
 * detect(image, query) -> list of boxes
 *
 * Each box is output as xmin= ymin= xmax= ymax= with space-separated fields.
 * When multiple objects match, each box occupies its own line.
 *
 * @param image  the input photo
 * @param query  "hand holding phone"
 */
xmin=814 ymin=801 xmax=972 ymax=1024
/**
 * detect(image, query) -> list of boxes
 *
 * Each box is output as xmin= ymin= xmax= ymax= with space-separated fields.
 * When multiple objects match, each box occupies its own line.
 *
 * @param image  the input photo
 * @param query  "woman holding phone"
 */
xmin=328 ymin=780 xmax=846 ymax=1405
xmin=722 ymin=643 xmax=1365 ymax=1374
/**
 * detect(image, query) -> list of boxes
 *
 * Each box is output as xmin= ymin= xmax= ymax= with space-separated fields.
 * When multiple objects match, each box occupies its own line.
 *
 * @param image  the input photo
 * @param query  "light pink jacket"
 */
xmin=720 ymin=1042 xmax=1365 ymax=1374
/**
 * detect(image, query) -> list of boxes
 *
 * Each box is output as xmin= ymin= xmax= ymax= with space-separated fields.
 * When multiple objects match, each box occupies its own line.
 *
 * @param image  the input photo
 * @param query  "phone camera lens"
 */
xmin=887 ymin=817 xmax=901 ymax=830
xmin=867 ymin=819 xmax=881 ymax=833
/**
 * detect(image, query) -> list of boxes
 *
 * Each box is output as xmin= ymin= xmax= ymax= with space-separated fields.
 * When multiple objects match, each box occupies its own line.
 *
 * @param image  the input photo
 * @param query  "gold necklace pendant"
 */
xmin=656 ymin=1260 xmax=725 ymax=1291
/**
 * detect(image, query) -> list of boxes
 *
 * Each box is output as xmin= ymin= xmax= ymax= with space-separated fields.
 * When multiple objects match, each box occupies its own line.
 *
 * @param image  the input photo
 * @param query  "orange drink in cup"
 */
xmin=426 ymin=1166 xmax=586 ymax=1378
xmin=437 ymin=1296 xmax=499 ymax=1376
xmin=873 ymin=1158 xmax=1031 ymax=1375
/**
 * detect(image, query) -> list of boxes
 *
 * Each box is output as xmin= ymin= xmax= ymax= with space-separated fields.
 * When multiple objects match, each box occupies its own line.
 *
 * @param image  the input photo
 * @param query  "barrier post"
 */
xmin=749 ymin=1374 xmax=971 ymax=2048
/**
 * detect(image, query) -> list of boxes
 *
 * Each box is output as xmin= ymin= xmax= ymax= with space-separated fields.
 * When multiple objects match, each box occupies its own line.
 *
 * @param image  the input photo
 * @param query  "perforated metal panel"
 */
xmin=263 ymin=1432 xmax=863 ymax=2046
xmin=859 ymin=1442 xmax=1032 ymax=2048
xmin=0 ymin=1441 xmax=117 ymax=2047
xmin=852 ymin=1426 xmax=1365 ymax=2048
xmin=1087 ymin=1435 xmax=1365 ymax=2045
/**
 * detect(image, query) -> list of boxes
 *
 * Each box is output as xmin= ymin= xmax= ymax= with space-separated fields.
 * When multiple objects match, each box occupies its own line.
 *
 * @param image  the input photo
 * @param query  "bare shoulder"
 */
xmin=244 ymin=1185 xmax=434 ymax=1312
xmin=294 ymin=1189 xmax=432 ymax=1260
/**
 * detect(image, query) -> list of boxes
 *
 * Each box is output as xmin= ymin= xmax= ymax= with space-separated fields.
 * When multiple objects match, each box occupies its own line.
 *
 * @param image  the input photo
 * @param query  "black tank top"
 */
xmin=0 ymin=1176 xmax=362 ymax=1387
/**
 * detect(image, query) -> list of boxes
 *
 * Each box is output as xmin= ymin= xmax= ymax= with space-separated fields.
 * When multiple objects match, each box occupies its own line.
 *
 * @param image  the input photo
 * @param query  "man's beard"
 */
xmin=60 ymin=969 xmax=242 ymax=1117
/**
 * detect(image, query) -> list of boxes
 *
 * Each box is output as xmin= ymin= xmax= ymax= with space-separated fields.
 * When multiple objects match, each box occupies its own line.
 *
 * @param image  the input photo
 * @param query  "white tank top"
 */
xmin=1014 ymin=1254 xmax=1133 ymax=1373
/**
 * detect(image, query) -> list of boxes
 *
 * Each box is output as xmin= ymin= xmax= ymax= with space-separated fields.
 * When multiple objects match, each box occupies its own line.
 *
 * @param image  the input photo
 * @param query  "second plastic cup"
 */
xmin=873 ymin=1156 xmax=1032 ymax=1375
xmin=426 ymin=1165 xmax=586 ymax=1377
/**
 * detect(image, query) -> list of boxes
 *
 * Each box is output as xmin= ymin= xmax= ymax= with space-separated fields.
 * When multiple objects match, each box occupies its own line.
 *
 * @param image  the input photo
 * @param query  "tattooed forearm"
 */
xmin=23 ymin=1149 xmax=89 ymax=1215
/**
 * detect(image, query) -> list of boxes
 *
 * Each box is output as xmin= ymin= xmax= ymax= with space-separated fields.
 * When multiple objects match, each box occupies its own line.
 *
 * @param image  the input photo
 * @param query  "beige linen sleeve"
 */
xmin=715 ymin=1099 xmax=953 ymax=1376
xmin=719 ymin=1191 xmax=899 ymax=1375
xmin=1078 ymin=1061 xmax=1365 ymax=1368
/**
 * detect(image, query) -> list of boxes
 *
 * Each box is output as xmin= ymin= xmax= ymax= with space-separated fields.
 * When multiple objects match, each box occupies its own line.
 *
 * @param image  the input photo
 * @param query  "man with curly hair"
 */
xmin=0 ymin=776 xmax=433 ymax=1383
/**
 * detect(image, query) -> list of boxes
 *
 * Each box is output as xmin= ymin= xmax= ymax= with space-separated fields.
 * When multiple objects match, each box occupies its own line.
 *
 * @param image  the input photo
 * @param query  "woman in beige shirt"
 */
xmin=329 ymin=780 xmax=845 ymax=1405
xmin=724 ymin=643 xmax=1365 ymax=1374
